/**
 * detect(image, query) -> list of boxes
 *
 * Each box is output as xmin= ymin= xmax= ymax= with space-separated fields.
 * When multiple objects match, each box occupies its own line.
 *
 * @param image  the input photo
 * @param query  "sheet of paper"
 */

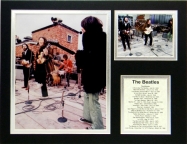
xmin=121 ymin=75 xmax=170 ymax=134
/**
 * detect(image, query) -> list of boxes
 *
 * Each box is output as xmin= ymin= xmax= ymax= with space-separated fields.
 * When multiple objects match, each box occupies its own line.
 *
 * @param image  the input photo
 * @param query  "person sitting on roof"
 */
xmin=58 ymin=54 xmax=72 ymax=87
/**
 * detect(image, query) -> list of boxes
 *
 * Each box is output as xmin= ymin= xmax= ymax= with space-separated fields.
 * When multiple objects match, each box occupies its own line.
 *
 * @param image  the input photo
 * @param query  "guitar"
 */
xmin=17 ymin=59 xmax=32 ymax=68
xmin=37 ymin=43 xmax=51 ymax=64
xmin=144 ymin=26 xmax=153 ymax=35
xmin=121 ymin=29 xmax=130 ymax=35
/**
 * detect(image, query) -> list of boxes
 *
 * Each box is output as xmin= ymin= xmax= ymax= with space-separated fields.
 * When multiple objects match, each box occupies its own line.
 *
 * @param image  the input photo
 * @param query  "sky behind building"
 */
xmin=15 ymin=11 xmax=108 ymax=50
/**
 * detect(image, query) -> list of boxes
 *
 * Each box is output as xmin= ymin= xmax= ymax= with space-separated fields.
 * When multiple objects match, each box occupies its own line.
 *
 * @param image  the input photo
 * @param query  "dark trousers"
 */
xmin=66 ymin=73 xmax=70 ymax=87
xmin=23 ymin=67 xmax=30 ymax=87
xmin=40 ymin=72 xmax=48 ymax=97
xmin=121 ymin=34 xmax=130 ymax=49
xmin=41 ymin=80 xmax=48 ymax=97
xmin=35 ymin=70 xmax=48 ymax=97
xmin=145 ymin=33 xmax=152 ymax=45
xmin=142 ymin=33 xmax=144 ymax=38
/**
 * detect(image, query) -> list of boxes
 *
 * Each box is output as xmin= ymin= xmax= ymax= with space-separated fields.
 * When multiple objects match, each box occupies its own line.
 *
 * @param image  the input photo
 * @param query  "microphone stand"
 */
xmin=78 ymin=69 xmax=82 ymax=98
xmin=25 ymin=51 xmax=33 ymax=105
xmin=58 ymin=91 xmax=67 ymax=123
xmin=25 ymin=84 xmax=32 ymax=104
xmin=61 ymin=72 xmax=69 ymax=91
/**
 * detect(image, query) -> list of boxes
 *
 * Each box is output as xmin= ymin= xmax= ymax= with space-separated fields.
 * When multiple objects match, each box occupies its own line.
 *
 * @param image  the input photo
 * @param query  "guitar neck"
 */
xmin=45 ymin=43 xmax=51 ymax=50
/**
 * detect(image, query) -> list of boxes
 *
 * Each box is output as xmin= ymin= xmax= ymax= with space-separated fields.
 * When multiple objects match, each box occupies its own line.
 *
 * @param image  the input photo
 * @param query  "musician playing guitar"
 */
xmin=143 ymin=19 xmax=153 ymax=46
xmin=35 ymin=37 xmax=55 ymax=97
xmin=119 ymin=17 xmax=131 ymax=51
xmin=21 ymin=43 xmax=34 ymax=90
xmin=58 ymin=54 xmax=73 ymax=87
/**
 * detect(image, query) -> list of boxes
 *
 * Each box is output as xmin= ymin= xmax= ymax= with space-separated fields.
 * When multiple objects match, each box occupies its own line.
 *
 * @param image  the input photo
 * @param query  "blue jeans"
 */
xmin=83 ymin=92 xmax=104 ymax=129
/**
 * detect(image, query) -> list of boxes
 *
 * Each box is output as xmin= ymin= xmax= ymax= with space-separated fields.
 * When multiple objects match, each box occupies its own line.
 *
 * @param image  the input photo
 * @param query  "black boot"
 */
xmin=123 ymin=45 xmax=126 ymax=51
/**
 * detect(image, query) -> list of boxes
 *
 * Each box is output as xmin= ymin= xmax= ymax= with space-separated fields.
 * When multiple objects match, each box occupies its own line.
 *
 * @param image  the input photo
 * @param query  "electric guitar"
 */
xmin=144 ymin=26 xmax=153 ymax=35
xmin=121 ymin=29 xmax=130 ymax=35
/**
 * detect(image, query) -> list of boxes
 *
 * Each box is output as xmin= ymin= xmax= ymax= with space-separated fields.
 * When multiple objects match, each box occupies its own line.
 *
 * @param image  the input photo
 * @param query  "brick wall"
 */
xmin=16 ymin=24 xmax=78 ymax=68
xmin=16 ymin=45 xmax=23 ymax=58
xmin=32 ymin=25 xmax=79 ymax=55
xmin=16 ymin=43 xmax=38 ymax=58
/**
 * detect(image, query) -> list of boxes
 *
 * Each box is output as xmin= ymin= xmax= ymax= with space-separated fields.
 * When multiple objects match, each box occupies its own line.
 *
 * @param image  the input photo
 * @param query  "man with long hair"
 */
xmin=167 ymin=18 xmax=173 ymax=42
xmin=35 ymin=37 xmax=55 ymax=97
xmin=77 ymin=16 xmax=106 ymax=129
xmin=143 ymin=19 xmax=153 ymax=46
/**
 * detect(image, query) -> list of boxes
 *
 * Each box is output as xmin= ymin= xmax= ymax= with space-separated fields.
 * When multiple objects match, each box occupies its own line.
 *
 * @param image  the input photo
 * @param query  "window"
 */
xmin=67 ymin=35 xmax=72 ymax=43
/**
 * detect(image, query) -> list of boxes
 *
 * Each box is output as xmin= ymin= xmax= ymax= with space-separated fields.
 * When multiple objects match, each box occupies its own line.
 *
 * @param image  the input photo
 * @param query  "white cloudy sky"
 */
xmin=15 ymin=11 xmax=108 ymax=50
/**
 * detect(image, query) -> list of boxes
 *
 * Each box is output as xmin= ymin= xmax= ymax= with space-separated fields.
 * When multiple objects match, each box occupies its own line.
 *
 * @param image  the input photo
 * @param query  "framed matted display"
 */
xmin=11 ymin=10 xmax=111 ymax=134
xmin=121 ymin=75 xmax=171 ymax=134
xmin=114 ymin=10 xmax=178 ymax=61
xmin=1 ymin=1 xmax=186 ymax=144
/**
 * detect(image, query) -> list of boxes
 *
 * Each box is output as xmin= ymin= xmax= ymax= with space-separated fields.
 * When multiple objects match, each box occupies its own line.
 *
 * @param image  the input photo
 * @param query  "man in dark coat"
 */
xmin=21 ymin=43 xmax=34 ymax=90
xmin=119 ymin=17 xmax=131 ymax=51
xmin=77 ymin=16 xmax=106 ymax=129
xmin=167 ymin=18 xmax=173 ymax=41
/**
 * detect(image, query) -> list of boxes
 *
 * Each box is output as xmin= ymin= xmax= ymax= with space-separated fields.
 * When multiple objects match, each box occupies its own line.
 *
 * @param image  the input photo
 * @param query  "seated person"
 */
xmin=58 ymin=54 xmax=73 ymax=87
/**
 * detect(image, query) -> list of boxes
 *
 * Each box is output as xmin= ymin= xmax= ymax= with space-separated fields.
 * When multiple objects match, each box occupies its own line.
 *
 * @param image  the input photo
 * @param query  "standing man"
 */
xmin=167 ymin=18 xmax=173 ymax=42
xmin=77 ymin=16 xmax=106 ymax=129
xmin=143 ymin=19 xmax=153 ymax=46
xmin=119 ymin=17 xmax=131 ymax=51
xmin=35 ymin=37 xmax=55 ymax=97
xmin=21 ymin=43 xmax=34 ymax=90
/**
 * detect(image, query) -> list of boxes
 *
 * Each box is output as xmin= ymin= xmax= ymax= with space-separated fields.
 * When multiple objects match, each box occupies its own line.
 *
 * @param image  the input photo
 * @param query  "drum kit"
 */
xmin=49 ymin=69 xmax=66 ymax=87
xmin=48 ymin=62 xmax=66 ymax=87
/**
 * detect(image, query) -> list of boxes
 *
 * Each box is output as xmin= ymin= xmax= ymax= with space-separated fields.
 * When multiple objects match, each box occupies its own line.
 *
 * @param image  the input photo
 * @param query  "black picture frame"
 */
xmin=1 ymin=1 xmax=186 ymax=144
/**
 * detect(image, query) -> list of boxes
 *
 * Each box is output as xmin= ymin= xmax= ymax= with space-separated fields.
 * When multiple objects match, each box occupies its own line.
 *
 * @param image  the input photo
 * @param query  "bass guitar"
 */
xmin=17 ymin=59 xmax=32 ymax=68
xmin=37 ymin=43 xmax=51 ymax=64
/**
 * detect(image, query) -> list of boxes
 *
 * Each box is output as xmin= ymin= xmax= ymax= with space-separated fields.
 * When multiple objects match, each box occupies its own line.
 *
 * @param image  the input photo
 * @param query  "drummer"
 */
xmin=58 ymin=54 xmax=73 ymax=87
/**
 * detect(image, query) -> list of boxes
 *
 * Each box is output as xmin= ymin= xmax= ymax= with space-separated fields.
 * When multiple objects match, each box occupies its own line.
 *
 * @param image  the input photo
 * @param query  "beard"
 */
xmin=23 ymin=48 xmax=27 ymax=51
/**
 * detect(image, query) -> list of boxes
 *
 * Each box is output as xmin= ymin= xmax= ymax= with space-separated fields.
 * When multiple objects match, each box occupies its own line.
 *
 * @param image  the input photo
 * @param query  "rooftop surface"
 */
xmin=117 ymin=32 xmax=173 ymax=57
xmin=14 ymin=78 xmax=106 ymax=131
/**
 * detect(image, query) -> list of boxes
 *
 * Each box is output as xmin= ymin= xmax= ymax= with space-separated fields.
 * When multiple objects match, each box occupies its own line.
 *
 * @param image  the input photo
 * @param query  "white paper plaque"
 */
xmin=121 ymin=75 xmax=171 ymax=134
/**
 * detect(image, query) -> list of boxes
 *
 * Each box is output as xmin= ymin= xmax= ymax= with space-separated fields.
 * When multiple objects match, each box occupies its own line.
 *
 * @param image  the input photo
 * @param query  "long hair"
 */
xmin=81 ymin=16 xmax=103 ymax=32
xmin=22 ymin=43 xmax=29 ymax=49
xmin=145 ymin=19 xmax=151 ymax=25
xmin=63 ymin=54 xmax=68 ymax=60
xmin=143 ymin=19 xmax=151 ymax=29
xmin=123 ymin=17 xmax=128 ymax=22
xmin=168 ymin=18 xmax=173 ymax=27
xmin=38 ymin=37 xmax=47 ymax=47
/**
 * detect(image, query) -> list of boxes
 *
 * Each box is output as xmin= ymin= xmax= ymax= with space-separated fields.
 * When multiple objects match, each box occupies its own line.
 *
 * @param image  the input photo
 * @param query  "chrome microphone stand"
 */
xmin=57 ymin=91 xmax=67 ymax=123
